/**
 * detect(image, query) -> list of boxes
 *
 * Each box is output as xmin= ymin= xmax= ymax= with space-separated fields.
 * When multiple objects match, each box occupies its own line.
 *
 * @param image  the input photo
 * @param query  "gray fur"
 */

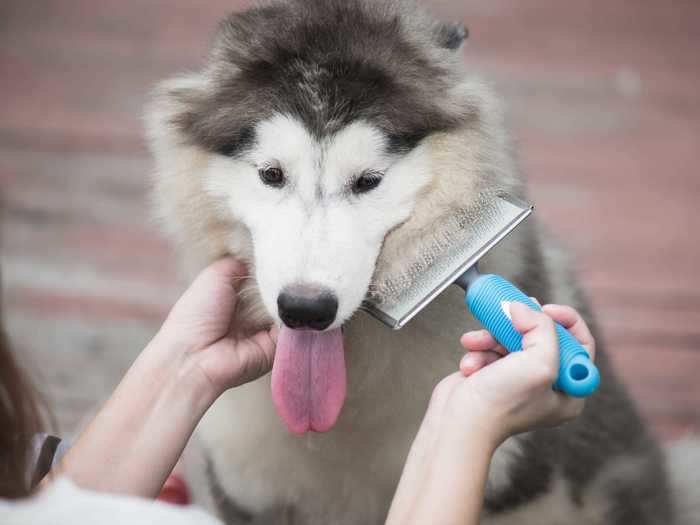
xmin=206 ymin=458 xmax=301 ymax=524
xmin=145 ymin=1 xmax=693 ymax=524
xmin=170 ymin=0 xmax=470 ymax=158
xmin=205 ymin=457 xmax=253 ymax=523
xmin=667 ymin=439 xmax=700 ymax=525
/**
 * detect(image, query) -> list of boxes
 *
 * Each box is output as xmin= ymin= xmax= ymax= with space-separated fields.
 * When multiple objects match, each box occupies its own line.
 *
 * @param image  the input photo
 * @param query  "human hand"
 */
xmin=56 ymin=257 xmax=277 ymax=498
xmin=455 ymin=301 xmax=596 ymax=445
xmin=386 ymin=302 xmax=595 ymax=525
xmin=153 ymin=256 xmax=277 ymax=401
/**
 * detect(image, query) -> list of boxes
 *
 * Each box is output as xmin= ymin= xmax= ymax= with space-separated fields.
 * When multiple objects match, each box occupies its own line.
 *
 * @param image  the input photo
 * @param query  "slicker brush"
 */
xmin=362 ymin=192 xmax=600 ymax=398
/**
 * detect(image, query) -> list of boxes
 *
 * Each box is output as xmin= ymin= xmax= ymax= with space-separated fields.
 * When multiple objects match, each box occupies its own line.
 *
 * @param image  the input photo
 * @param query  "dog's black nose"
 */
xmin=277 ymin=284 xmax=338 ymax=331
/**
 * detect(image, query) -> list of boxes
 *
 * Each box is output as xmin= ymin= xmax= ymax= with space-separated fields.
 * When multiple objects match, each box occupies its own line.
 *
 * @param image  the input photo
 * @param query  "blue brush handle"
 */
xmin=465 ymin=274 xmax=600 ymax=397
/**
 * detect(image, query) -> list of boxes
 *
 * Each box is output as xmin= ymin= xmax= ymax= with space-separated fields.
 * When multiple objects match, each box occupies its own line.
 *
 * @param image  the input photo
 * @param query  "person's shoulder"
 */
xmin=0 ymin=478 xmax=222 ymax=525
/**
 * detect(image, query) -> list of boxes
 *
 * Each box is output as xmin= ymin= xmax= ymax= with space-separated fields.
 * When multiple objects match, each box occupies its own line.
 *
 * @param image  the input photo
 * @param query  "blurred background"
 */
xmin=1 ymin=0 xmax=698 ymax=440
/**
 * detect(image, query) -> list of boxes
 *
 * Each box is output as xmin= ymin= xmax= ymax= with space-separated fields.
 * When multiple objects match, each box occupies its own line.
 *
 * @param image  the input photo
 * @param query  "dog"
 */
xmin=146 ymin=1 xmax=699 ymax=523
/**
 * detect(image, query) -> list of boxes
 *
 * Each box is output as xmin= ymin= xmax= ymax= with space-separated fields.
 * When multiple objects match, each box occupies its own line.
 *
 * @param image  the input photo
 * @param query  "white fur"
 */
xmin=203 ymin=115 xmax=432 ymax=327
xmin=667 ymin=439 xmax=700 ymax=525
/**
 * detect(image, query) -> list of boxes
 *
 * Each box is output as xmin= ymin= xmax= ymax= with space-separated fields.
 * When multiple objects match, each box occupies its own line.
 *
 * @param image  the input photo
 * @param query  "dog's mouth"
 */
xmin=271 ymin=325 xmax=346 ymax=435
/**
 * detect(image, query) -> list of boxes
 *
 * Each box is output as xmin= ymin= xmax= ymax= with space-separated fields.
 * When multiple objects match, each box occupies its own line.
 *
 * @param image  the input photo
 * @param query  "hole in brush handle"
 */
xmin=554 ymin=325 xmax=600 ymax=397
xmin=570 ymin=363 xmax=589 ymax=380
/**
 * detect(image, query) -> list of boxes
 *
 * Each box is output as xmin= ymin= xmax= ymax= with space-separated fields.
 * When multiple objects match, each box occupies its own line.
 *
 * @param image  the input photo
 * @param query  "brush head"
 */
xmin=362 ymin=192 xmax=533 ymax=329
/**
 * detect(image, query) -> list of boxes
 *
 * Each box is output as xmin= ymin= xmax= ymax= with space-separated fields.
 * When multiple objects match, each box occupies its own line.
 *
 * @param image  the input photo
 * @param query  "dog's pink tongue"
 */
xmin=271 ymin=327 xmax=346 ymax=435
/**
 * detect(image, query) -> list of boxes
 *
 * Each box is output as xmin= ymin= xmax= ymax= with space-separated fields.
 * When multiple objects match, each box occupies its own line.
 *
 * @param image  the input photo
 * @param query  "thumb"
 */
xmin=200 ymin=256 xmax=248 ymax=289
xmin=164 ymin=257 xmax=247 ymax=342
xmin=175 ymin=257 xmax=246 ymax=310
xmin=509 ymin=301 xmax=558 ymax=358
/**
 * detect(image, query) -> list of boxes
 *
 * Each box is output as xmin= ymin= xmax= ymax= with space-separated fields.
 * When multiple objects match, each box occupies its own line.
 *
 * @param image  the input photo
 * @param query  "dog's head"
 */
xmin=148 ymin=0 xmax=515 ymax=329
xmin=147 ymin=0 xmax=519 ymax=432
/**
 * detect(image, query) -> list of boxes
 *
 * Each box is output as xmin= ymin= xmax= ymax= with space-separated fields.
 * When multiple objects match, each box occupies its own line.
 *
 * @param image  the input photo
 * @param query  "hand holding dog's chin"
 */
xmin=55 ymin=258 xmax=276 ymax=498
xmin=150 ymin=256 xmax=277 ymax=402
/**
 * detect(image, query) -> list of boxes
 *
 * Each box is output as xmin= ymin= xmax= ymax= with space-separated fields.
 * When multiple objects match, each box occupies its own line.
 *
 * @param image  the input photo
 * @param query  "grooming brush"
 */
xmin=362 ymin=192 xmax=600 ymax=397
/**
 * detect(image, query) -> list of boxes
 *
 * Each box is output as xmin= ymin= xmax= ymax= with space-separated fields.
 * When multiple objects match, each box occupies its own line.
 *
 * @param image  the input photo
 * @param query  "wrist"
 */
xmin=144 ymin=331 xmax=222 ymax=410
xmin=442 ymin=394 xmax=506 ymax=453
xmin=160 ymin=358 xmax=218 ymax=420
xmin=440 ymin=415 xmax=500 ymax=462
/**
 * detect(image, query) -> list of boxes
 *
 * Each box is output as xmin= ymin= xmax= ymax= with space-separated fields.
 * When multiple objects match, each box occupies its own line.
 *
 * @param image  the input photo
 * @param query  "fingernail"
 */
xmin=500 ymin=301 xmax=512 ymax=320
xmin=461 ymin=354 xmax=476 ymax=370
xmin=510 ymin=301 xmax=537 ymax=321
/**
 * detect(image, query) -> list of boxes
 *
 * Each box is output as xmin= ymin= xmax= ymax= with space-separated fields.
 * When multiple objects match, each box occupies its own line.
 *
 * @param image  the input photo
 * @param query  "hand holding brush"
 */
xmin=387 ymin=301 xmax=596 ymax=525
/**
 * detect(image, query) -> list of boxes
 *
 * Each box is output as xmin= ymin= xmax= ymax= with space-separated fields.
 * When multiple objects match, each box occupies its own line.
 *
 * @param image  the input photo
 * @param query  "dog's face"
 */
xmin=204 ymin=114 xmax=433 ymax=329
xmin=148 ymin=1 xmax=484 ymax=331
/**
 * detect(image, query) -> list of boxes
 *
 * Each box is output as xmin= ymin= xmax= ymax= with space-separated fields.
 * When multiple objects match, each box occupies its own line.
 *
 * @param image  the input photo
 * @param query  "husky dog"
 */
xmin=146 ymin=1 xmax=698 ymax=523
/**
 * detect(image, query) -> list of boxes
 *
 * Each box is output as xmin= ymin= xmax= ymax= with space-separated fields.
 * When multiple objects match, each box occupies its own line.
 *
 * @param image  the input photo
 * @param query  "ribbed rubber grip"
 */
xmin=466 ymin=274 xmax=600 ymax=397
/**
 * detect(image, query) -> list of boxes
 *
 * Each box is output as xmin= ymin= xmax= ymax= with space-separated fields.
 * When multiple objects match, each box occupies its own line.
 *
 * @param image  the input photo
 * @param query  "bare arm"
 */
xmin=52 ymin=258 xmax=276 ymax=498
xmin=387 ymin=302 xmax=596 ymax=525
xmin=387 ymin=403 xmax=494 ymax=525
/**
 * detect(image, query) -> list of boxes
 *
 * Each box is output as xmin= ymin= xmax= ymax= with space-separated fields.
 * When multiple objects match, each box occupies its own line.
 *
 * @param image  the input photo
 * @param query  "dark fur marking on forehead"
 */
xmin=213 ymin=126 xmax=255 ymax=157
xmin=172 ymin=86 xmax=261 ymax=158
xmin=386 ymin=130 xmax=430 ymax=155
xmin=173 ymin=0 xmax=465 ymax=158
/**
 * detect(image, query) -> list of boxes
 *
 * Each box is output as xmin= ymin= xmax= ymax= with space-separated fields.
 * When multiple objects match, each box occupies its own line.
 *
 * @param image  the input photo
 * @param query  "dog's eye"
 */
xmin=259 ymin=167 xmax=285 ymax=188
xmin=352 ymin=172 xmax=383 ymax=195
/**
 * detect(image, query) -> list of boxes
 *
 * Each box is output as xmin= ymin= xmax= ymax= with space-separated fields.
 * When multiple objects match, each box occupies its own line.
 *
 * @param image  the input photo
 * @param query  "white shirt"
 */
xmin=0 ymin=478 xmax=222 ymax=525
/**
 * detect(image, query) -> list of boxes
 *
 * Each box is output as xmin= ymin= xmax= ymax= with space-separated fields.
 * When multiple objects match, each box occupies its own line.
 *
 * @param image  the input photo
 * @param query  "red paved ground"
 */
xmin=1 ymin=1 xmax=698 ymax=439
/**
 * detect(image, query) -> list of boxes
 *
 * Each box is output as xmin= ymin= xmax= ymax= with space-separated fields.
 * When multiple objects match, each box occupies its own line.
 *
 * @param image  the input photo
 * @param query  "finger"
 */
xmin=191 ymin=257 xmax=247 ymax=297
xmin=541 ymin=304 xmax=595 ymax=359
xmin=460 ymin=350 xmax=502 ymax=375
xmin=178 ymin=257 xmax=245 ymax=309
xmin=228 ymin=330 xmax=277 ymax=386
xmin=249 ymin=328 xmax=277 ymax=357
xmin=460 ymin=330 xmax=507 ymax=355
xmin=509 ymin=301 xmax=559 ymax=369
xmin=269 ymin=324 xmax=280 ymax=344
xmin=209 ymin=256 xmax=249 ymax=292
xmin=558 ymin=395 xmax=585 ymax=421
xmin=529 ymin=296 xmax=542 ymax=307
xmin=165 ymin=259 xmax=241 ymax=330
xmin=541 ymin=390 xmax=585 ymax=422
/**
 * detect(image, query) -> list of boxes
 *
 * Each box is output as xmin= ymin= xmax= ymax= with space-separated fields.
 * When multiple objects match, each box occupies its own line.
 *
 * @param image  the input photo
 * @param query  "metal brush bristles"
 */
xmin=368 ymin=191 xmax=503 ymax=301
xmin=362 ymin=192 xmax=532 ymax=329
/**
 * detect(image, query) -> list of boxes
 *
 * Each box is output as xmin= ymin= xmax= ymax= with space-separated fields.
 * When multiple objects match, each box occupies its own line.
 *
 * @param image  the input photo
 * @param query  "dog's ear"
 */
xmin=144 ymin=74 xmax=210 ymax=153
xmin=434 ymin=21 xmax=468 ymax=51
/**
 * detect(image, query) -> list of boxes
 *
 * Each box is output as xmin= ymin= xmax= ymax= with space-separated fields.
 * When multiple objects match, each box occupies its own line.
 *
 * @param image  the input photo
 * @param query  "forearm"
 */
xmin=411 ymin=431 xmax=492 ymax=525
xmin=54 ymin=334 xmax=215 ymax=498
xmin=387 ymin=421 xmax=495 ymax=525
